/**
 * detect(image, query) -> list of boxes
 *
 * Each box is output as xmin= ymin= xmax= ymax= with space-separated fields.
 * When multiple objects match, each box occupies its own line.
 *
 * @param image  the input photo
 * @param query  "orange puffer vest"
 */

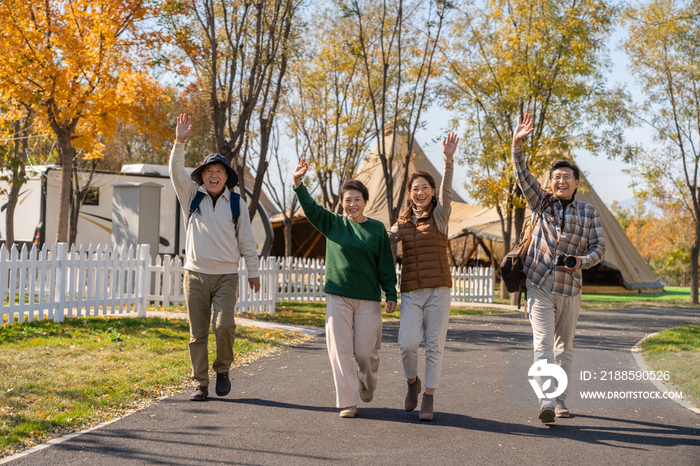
xmin=397 ymin=202 xmax=452 ymax=293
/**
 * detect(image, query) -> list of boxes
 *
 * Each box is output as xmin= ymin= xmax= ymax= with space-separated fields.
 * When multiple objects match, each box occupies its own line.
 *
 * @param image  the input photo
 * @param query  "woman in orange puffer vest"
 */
xmin=387 ymin=132 xmax=458 ymax=421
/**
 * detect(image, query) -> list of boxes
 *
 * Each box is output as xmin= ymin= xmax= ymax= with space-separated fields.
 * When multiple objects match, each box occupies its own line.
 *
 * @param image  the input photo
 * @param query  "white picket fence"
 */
xmin=0 ymin=243 xmax=150 ymax=324
xmin=147 ymin=255 xmax=278 ymax=314
xmin=147 ymin=256 xmax=494 ymax=308
xmin=1 ymin=245 xmax=494 ymax=325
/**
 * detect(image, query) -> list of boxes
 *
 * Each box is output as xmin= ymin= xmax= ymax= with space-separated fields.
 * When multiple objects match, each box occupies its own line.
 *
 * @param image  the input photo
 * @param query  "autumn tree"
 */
xmin=0 ymin=101 xmax=32 ymax=248
xmin=340 ymin=0 xmax=449 ymax=226
xmin=100 ymin=84 xmax=213 ymax=171
xmin=620 ymin=0 xmax=700 ymax=302
xmin=262 ymin=123 xmax=298 ymax=256
xmin=0 ymin=1 xmax=167 ymax=244
xmin=611 ymin=197 xmax=648 ymax=250
xmin=443 ymin=0 xmax=629 ymax=299
xmin=164 ymin=0 xmax=303 ymax=220
xmin=285 ymin=5 xmax=375 ymax=212
xmin=643 ymin=205 xmax=693 ymax=286
xmin=611 ymin=199 xmax=692 ymax=286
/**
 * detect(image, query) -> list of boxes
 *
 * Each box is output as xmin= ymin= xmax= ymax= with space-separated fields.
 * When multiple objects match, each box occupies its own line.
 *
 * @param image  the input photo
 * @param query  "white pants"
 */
xmin=325 ymin=294 xmax=383 ymax=408
xmin=398 ymin=287 xmax=451 ymax=389
xmin=526 ymin=274 xmax=582 ymax=407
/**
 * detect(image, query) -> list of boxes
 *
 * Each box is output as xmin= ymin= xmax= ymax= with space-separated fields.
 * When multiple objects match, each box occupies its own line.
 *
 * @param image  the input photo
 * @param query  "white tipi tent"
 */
xmin=355 ymin=131 xmax=468 ymax=226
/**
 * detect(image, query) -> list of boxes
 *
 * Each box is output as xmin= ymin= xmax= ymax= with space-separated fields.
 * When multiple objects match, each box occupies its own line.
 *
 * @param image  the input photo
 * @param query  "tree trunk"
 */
xmin=55 ymin=131 xmax=75 ymax=244
xmin=5 ymin=172 xmax=23 ymax=248
xmin=68 ymin=193 xmax=80 ymax=247
xmin=283 ymin=215 xmax=294 ymax=257
xmin=5 ymin=119 xmax=28 ymax=248
xmin=5 ymin=183 xmax=19 ymax=248
xmin=691 ymin=223 xmax=699 ymax=304
xmin=248 ymin=156 xmax=269 ymax=221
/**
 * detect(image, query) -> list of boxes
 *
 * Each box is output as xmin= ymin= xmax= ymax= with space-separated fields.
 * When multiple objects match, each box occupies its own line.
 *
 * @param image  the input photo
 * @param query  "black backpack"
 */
xmin=188 ymin=191 xmax=241 ymax=230
xmin=500 ymin=195 xmax=552 ymax=308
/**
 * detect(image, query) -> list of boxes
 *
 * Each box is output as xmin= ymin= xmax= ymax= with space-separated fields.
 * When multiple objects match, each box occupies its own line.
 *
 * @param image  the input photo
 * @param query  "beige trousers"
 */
xmin=183 ymin=270 xmax=239 ymax=387
xmin=398 ymin=286 xmax=452 ymax=389
xmin=526 ymin=274 xmax=581 ymax=406
xmin=325 ymin=294 xmax=383 ymax=408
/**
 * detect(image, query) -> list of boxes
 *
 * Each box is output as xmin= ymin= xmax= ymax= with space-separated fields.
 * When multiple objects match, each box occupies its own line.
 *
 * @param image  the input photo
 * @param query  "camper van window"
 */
xmin=83 ymin=188 xmax=99 ymax=206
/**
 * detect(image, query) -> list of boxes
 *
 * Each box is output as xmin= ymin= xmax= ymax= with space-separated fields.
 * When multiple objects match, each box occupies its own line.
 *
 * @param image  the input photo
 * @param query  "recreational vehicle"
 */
xmin=0 ymin=164 xmax=273 ymax=257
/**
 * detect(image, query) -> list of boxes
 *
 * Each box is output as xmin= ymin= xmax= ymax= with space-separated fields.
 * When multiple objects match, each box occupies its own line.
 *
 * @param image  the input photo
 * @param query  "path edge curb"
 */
xmin=631 ymin=332 xmax=700 ymax=415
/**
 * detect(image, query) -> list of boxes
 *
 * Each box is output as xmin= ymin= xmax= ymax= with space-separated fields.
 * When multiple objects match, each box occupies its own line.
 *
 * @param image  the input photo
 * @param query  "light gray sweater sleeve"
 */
xmin=432 ymin=161 xmax=453 ymax=235
xmin=168 ymin=142 xmax=197 ymax=210
xmin=236 ymin=198 xmax=260 ymax=278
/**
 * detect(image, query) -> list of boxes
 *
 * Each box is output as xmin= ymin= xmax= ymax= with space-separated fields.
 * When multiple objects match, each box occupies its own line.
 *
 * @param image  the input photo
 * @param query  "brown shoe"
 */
xmin=189 ymin=385 xmax=208 ymax=401
xmin=358 ymin=374 xmax=373 ymax=403
xmin=419 ymin=393 xmax=434 ymax=421
xmin=405 ymin=377 xmax=421 ymax=412
xmin=539 ymin=405 xmax=555 ymax=423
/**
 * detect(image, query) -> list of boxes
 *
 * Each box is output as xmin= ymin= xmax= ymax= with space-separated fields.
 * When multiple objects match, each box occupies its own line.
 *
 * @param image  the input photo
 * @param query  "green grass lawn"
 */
xmin=640 ymin=325 xmax=700 ymax=409
xmin=580 ymin=286 xmax=698 ymax=309
xmin=496 ymin=286 xmax=699 ymax=310
xmin=238 ymin=301 xmax=516 ymax=328
xmin=0 ymin=317 xmax=308 ymax=458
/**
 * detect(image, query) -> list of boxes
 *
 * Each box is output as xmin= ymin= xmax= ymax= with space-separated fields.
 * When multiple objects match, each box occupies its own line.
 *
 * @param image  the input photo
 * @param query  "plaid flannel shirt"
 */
xmin=512 ymin=145 xmax=605 ymax=296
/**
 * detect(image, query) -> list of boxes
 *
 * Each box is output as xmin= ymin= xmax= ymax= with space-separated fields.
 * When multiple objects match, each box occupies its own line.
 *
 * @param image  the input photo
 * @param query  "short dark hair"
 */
xmin=407 ymin=171 xmax=437 ymax=208
xmin=340 ymin=179 xmax=369 ymax=201
xmin=549 ymin=160 xmax=580 ymax=180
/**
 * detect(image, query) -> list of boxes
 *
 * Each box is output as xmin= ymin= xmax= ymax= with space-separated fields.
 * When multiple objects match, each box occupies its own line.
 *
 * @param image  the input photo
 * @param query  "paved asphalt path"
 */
xmin=8 ymin=306 xmax=700 ymax=466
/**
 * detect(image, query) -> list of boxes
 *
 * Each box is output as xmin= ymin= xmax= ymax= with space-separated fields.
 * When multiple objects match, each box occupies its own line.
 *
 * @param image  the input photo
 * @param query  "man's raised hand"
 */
xmin=293 ymin=158 xmax=308 ymax=187
xmin=176 ymin=113 xmax=192 ymax=144
xmin=512 ymin=113 xmax=535 ymax=148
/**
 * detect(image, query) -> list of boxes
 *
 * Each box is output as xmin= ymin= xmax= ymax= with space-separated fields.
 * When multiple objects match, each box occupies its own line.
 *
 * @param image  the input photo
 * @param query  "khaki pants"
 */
xmin=325 ymin=294 xmax=382 ymax=408
xmin=398 ymin=287 xmax=452 ymax=389
xmin=183 ymin=270 xmax=239 ymax=387
xmin=526 ymin=274 xmax=581 ymax=407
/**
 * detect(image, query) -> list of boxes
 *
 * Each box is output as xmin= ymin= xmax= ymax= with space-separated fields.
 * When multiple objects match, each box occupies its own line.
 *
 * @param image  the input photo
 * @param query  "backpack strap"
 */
xmin=188 ymin=190 xmax=241 ymax=229
xmin=188 ymin=191 xmax=206 ymax=225
xmin=230 ymin=192 xmax=240 ymax=229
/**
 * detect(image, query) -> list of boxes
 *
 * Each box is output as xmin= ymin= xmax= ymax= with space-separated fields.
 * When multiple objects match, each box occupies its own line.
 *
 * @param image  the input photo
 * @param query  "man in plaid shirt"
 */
xmin=512 ymin=113 xmax=605 ymax=424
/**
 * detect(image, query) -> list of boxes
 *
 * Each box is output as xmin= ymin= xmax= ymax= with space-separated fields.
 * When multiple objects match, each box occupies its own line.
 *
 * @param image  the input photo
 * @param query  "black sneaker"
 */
xmin=216 ymin=371 xmax=231 ymax=396
xmin=190 ymin=385 xmax=208 ymax=401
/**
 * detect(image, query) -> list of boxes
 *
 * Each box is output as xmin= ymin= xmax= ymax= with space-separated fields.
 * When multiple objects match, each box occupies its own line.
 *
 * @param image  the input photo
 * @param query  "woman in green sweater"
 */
xmin=293 ymin=158 xmax=397 ymax=418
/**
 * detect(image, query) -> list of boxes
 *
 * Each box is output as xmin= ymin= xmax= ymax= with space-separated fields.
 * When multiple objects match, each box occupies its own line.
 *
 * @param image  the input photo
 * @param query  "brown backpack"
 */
xmin=499 ymin=195 xmax=552 ymax=308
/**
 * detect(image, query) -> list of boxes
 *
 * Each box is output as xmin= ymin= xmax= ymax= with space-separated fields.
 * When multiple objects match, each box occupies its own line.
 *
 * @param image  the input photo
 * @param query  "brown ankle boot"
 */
xmin=419 ymin=393 xmax=434 ymax=421
xmin=405 ymin=376 xmax=421 ymax=412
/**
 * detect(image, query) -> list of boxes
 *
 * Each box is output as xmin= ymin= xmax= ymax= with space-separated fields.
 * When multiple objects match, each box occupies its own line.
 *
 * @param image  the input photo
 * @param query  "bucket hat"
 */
xmin=190 ymin=154 xmax=238 ymax=190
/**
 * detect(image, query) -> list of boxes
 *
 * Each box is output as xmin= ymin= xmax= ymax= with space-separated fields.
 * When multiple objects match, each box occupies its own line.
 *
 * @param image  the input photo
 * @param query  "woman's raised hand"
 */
xmin=512 ymin=113 xmax=534 ymax=147
xmin=442 ymin=132 xmax=459 ymax=163
xmin=293 ymin=158 xmax=308 ymax=187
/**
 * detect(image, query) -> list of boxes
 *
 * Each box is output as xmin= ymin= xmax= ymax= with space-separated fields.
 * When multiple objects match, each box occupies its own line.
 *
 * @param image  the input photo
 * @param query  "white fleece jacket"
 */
xmin=169 ymin=142 xmax=259 ymax=277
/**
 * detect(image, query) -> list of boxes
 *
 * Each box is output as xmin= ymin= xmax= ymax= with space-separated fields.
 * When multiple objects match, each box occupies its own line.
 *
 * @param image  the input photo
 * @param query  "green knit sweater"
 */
xmin=294 ymin=184 xmax=397 ymax=302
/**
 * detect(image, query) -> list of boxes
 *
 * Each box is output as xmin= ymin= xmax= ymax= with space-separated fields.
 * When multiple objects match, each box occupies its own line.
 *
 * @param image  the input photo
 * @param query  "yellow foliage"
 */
xmin=0 ymin=0 xmax=168 ymax=151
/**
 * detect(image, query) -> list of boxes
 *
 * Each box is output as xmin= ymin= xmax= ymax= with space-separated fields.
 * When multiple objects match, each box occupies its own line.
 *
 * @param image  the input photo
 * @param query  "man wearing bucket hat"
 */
xmin=169 ymin=113 xmax=260 ymax=402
